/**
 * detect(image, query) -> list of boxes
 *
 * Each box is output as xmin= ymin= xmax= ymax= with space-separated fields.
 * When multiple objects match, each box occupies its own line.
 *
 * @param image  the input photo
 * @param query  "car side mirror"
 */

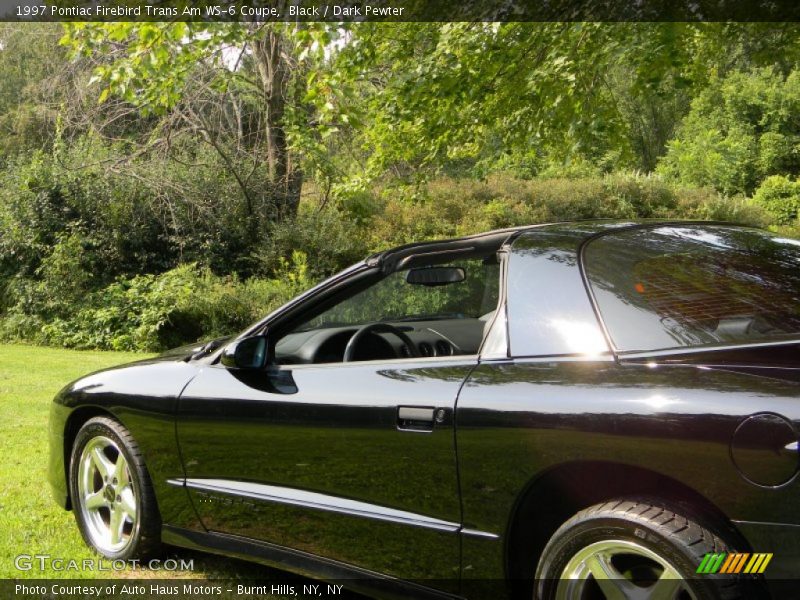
xmin=221 ymin=335 xmax=268 ymax=370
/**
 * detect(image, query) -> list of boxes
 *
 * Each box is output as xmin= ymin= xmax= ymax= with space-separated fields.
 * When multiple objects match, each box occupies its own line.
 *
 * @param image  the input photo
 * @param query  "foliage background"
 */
xmin=1 ymin=22 xmax=799 ymax=351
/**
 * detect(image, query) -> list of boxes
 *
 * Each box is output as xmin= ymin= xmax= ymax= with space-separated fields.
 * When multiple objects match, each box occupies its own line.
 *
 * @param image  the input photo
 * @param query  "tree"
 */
xmin=62 ymin=21 xmax=349 ymax=218
xmin=0 ymin=24 xmax=73 ymax=158
xmin=658 ymin=67 xmax=800 ymax=195
xmin=60 ymin=22 xmax=800 ymax=194
xmin=337 ymin=22 xmax=800 ymax=179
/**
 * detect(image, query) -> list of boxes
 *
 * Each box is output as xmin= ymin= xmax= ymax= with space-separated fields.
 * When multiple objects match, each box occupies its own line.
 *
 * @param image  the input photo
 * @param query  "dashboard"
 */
xmin=274 ymin=317 xmax=489 ymax=364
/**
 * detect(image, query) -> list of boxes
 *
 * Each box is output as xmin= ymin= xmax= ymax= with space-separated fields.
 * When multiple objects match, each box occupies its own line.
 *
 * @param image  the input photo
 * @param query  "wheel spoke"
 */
xmin=84 ymin=490 xmax=107 ymax=511
xmin=114 ymin=454 xmax=129 ymax=487
xmin=556 ymin=532 xmax=697 ymax=600
xmin=650 ymin=565 xmax=684 ymax=600
xmin=585 ymin=554 xmax=631 ymax=600
xmin=108 ymin=505 xmax=125 ymax=545
xmin=90 ymin=446 xmax=114 ymax=479
xmin=119 ymin=488 xmax=136 ymax=520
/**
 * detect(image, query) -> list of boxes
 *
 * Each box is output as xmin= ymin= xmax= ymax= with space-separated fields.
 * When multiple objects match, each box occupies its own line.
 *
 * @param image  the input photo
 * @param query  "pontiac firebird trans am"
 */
xmin=49 ymin=221 xmax=800 ymax=599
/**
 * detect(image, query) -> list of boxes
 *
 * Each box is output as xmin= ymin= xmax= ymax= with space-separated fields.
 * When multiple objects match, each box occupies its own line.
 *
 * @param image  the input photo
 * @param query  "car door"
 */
xmin=174 ymin=253 xmax=501 ymax=588
xmin=176 ymin=359 xmax=470 ymax=585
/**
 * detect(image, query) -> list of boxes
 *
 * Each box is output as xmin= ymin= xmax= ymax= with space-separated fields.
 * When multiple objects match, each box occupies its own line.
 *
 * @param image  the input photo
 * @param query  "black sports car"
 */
xmin=49 ymin=221 xmax=800 ymax=599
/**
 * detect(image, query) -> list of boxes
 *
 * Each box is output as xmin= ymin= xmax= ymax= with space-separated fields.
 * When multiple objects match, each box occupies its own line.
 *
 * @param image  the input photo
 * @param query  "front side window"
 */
xmin=584 ymin=225 xmax=800 ymax=353
xmin=274 ymin=255 xmax=500 ymax=364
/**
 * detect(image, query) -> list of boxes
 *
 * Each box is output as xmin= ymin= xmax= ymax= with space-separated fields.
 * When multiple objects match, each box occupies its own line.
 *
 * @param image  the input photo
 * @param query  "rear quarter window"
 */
xmin=583 ymin=225 xmax=800 ymax=353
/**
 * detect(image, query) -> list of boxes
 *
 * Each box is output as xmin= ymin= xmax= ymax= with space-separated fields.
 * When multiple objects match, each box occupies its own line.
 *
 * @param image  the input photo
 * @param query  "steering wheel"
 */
xmin=343 ymin=323 xmax=420 ymax=362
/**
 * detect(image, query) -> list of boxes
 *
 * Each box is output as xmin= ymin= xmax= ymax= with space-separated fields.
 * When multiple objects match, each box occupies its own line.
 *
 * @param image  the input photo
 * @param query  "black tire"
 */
xmin=535 ymin=499 xmax=756 ymax=600
xmin=69 ymin=416 xmax=161 ymax=560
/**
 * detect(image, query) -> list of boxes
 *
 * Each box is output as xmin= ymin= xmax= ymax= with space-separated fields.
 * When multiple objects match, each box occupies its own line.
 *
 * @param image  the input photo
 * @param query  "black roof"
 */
xmin=370 ymin=219 xmax=757 ymax=270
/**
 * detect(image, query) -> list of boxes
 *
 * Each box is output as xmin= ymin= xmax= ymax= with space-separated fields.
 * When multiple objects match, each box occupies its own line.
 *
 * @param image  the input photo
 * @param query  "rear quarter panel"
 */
xmin=456 ymin=359 xmax=800 ymax=584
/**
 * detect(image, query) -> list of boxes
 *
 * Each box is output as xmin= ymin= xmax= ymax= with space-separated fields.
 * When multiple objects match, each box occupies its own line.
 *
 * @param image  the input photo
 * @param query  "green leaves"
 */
xmin=659 ymin=67 xmax=800 ymax=195
xmin=62 ymin=22 xmax=247 ymax=115
xmin=752 ymin=174 xmax=800 ymax=225
xmin=339 ymin=22 xmax=800 ymax=182
xmin=339 ymin=23 xmax=637 ymax=178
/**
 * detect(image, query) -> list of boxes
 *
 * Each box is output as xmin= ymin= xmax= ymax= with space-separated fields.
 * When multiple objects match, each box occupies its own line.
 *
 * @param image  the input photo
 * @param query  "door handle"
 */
xmin=397 ymin=406 xmax=435 ymax=432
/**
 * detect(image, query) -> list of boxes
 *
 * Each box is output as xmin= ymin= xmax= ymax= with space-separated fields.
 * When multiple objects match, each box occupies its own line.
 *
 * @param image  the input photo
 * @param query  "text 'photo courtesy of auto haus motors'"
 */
xmin=48 ymin=221 xmax=800 ymax=600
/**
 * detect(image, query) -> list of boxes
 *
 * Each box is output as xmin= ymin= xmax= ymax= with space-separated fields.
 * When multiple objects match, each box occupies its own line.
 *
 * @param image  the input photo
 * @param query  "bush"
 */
xmin=0 ymin=144 xmax=174 ymax=285
xmin=184 ymin=252 xmax=313 ymax=342
xmin=658 ymin=68 xmax=800 ymax=195
xmin=1 ymin=253 xmax=313 ymax=352
xmin=254 ymin=206 xmax=369 ymax=280
xmin=0 ymin=229 xmax=94 ymax=338
xmin=39 ymin=266 xmax=196 ymax=351
xmin=364 ymin=172 xmax=737 ymax=249
xmin=0 ymin=169 xmax=780 ymax=353
xmin=0 ymin=137 xmax=283 ymax=287
xmin=752 ymin=175 xmax=800 ymax=225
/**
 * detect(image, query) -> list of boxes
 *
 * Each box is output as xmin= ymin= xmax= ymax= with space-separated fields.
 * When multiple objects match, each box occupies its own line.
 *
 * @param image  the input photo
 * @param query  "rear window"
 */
xmin=583 ymin=225 xmax=800 ymax=352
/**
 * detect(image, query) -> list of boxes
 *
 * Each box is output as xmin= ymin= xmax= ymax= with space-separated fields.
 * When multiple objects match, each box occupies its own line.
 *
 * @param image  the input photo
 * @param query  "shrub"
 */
xmin=184 ymin=251 xmax=313 ymax=341
xmin=658 ymin=67 xmax=800 ymax=195
xmin=366 ymin=172 xmax=711 ymax=248
xmin=0 ymin=169 xmax=782 ymax=353
xmin=0 ymin=137 xmax=283 ymax=287
xmin=752 ymin=175 xmax=800 ymax=225
xmin=0 ymin=144 xmax=174 ymax=285
xmin=0 ymin=230 xmax=94 ymax=339
xmin=254 ymin=206 xmax=369 ymax=280
xmin=39 ymin=265 xmax=197 ymax=351
xmin=536 ymin=158 xmax=603 ymax=180
xmin=3 ymin=253 xmax=315 ymax=352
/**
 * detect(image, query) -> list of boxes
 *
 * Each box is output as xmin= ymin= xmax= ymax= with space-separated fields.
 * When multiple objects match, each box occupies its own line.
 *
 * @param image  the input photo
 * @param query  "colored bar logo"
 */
xmin=697 ymin=552 xmax=772 ymax=574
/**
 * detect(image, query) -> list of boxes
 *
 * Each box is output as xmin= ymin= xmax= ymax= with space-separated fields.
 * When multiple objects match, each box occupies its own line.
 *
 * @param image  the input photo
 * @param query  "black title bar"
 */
xmin=2 ymin=0 xmax=800 ymax=22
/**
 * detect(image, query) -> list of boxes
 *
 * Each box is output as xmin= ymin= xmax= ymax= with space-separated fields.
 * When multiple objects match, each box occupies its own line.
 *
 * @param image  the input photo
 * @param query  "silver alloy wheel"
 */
xmin=77 ymin=435 xmax=138 ymax=554
xmin=556 ymin=539 xmax=697 ymax=600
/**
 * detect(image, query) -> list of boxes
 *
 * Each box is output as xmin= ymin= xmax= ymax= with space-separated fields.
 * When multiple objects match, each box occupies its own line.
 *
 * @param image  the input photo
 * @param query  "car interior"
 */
xmin=633 ymin=252 xmax=799 ymax=344
xmin=273 ymin=253 xmax=502 ymax=364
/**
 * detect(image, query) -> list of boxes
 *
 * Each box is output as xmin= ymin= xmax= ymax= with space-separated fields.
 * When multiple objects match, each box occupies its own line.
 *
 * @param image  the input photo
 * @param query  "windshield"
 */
xmin=294 ymin=258 xmax=500 ymax=332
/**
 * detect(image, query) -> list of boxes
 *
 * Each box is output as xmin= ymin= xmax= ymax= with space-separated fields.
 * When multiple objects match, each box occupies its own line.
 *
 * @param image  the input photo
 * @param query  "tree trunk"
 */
xmin=251 ymin=25 xmax=302 ymax=218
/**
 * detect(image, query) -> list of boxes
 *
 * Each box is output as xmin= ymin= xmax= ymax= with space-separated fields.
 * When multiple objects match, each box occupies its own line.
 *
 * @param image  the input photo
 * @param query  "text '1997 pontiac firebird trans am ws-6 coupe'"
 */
xmin=49 ymin=221 xmax=800 ymax=600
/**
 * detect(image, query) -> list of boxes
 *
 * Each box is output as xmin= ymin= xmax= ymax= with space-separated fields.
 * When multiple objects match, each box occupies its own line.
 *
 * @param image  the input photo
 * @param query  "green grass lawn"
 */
xmin=0 ymin=344 xmax=286 ymax=582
